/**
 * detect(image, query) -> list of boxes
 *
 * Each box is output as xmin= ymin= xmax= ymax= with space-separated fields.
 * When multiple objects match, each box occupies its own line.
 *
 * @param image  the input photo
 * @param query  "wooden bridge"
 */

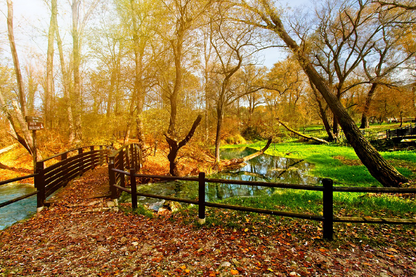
xmin=385 ymin=125 xmax=416 ymax=142
xmin=1 ymin=143 xmax=416 ymax=241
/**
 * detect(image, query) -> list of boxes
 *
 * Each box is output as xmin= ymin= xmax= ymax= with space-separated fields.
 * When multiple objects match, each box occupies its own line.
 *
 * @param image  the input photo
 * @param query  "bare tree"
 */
xmin=44 ymin=0 xmax=57 ymax=128
xmin=4 ymin=0 xmax=36 ymax=156
xmin=239 ymin=0 xmax=408 ymax=187
xmin=208 ymin=2 xmax=259 ymax=163
xmin=70 ymin=0 xmax=101 ymax=143
xmin=377 ymin=0 xmax=416 ymax=11
xmin=155 ymin=0 xmax=213 ymax=175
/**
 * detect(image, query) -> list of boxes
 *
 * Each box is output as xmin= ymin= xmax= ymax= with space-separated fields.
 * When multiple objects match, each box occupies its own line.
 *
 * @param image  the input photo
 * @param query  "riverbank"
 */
xmin=1 ymin=166 xmax=415 ymax=276
xmin=245 ymin=140 xmax=416 ymax=187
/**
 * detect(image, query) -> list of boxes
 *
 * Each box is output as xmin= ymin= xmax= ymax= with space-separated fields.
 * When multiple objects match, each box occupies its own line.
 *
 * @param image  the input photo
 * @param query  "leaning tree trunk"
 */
xmin=221 ymin=138 xmax=272 ymax=169
xmin=165 ymin=115 xmax=202 ymax=176
xmin=6 ymin=0 xmax=37 ymax=156
xmin=267 ymin=8 xmax=407 ymax=187
xmin=277 ymin=119 xmax=329 ymax=144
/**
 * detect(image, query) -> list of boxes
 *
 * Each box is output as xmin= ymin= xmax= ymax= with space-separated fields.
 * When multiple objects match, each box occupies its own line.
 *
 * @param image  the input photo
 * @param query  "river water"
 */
xmin=136 ymin=147 xmax=318 ymax=210
xmin=0 ymin=183 xmax=37 ymax=230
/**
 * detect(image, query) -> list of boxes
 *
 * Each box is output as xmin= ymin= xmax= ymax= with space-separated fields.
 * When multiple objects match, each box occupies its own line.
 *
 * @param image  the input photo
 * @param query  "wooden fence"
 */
xmin=386 ymin=125 xmax=416 ymax=140
xmin=109 ymin=169 xmax=416 ymax=241
xmin=0 ymin=145 xmax=108 ymax=211
xmin=108 ymin=143 xmax=142 ymax=201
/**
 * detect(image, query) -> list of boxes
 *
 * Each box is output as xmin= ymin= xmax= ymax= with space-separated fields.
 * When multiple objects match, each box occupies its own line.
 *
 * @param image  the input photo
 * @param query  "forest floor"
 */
xmin=1 ymin=152 xmax=416 ymax=276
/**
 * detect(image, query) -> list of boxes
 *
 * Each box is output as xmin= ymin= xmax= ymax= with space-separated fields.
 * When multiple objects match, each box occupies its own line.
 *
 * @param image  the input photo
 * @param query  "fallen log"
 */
xmin=221 ymin=138 xmax=272 ymax=168
xmin=277 ymin=119 xmax=329 ymax=145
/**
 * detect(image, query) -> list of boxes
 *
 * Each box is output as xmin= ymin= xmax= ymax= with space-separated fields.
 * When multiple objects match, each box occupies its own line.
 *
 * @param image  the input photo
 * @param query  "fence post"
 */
xmin=78 ymin=148 xmax=84 ymax=175
xmin=90 ymin=146 xmax=96 ymax=168
xmin=198 ymin=172 xmax=206 ymax=224
xmin=322 ymin=178 xmax=334 ymax=240
xmin=130 ymin=168 xmax=137 ymax=210
xmin=119 ymin=150 xmax=125 ymax=187
xmin=109 ymin=157 xmax=117 ymax=205
xmin=61 ymin=153 xmax=68 ymax=186
xmin=133 ymin=144 xmax=138 ymax=171
xmin=35 ymin=161 xmax=45 ymax=212
xmin=126 ymin=145 xmax=131 ymax=170
xmin=99 ymin=145 xmax=104 ymax=165
xmin=137 ymin=145 xmax=142 ymax=171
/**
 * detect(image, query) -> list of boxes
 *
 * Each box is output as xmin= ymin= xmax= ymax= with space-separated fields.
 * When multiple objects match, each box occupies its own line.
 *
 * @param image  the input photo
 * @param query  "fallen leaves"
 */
xmin=0 ymin=166 xmax=415 ymax=276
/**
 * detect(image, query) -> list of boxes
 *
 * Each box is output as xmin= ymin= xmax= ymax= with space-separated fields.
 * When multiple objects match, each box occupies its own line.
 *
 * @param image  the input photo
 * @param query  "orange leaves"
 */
xmin=230 ymin=269 xmax=239 ymax=275
xmin=1 ymin=167 xmax=415 ymax=276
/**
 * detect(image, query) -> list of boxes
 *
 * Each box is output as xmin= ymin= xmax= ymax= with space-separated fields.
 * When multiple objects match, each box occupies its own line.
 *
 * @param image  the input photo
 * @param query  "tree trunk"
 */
xmin=165 ymin=115 xmax=202 ymax=176
xmin=71 ymin=0 xmax=82 ymax=142
xmin=7 ymin=0 xmax=26 ymax=117
xmin=55 ymin=13 xmax=75 ymax=143
xmin=311 ymin=82 xmax=335 ymax=141
xmin=221 ymin=138 xmax=272 ymax=168
xmin=265 ymin=5 xmax=407 ymax=186
xmin=0 ymin=92 xmax=30 ymax=153
xmin=168 ymin=37 xmax=184 ymax=136
xmin=130 ymin=0 xmax=147 ymax=151
xmin=214 ymin=105 xmax=223 ymax=163
xmin=277 ymin=118 xmax=329 ymax=144
xmin=360 ymin=83 xmax=378 ymax=129
xmin=6 ymin=0 xmax=37 ymax=157
xmin=45 ymin=0 xmax=57 ymax=128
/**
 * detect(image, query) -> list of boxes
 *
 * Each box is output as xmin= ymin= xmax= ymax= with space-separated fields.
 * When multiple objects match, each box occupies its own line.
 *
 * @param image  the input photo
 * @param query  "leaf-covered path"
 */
xmin=1 ymin=166 xmax=415 ymax=276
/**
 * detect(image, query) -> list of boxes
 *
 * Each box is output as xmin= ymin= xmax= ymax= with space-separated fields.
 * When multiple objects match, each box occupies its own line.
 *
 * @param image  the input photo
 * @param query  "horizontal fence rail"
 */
xmin=0 ymin=174 xmax=37 ymax=209
xmin=109 ymin=169 xmax=416 ymax=240
xmin=0 ymin=145 xmax=108 ymax=211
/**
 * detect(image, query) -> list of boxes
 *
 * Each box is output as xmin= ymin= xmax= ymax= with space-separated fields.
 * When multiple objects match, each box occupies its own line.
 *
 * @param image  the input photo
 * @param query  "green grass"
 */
xmin=209 ymin=140 xmax=416 ymax=228
xmin=243 ymin=141 xmax=416 ymax=186
xmin=220 ymin=189 xmax=415 ymax=219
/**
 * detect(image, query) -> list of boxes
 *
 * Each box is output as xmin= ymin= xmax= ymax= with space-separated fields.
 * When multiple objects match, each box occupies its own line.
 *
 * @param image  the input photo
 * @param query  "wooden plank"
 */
xmin=333 ymin=186 xmax=416 ymax=193
xmin=206 ymin=202 xmax=324 ymax=221
xmin=0 ymin=174 xmax=36 ymax=186
xmin=334 ymin=216 xmax=416 ymax=224
xmin=0 ymin=191 xmax=37 ymax=208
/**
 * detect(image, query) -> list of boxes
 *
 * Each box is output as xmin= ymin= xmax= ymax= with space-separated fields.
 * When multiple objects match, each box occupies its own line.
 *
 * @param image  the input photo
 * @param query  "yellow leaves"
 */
xmin=180 ymin=265 xmax=190 ymax=274
xmin=230 ymin=269 xmax=239 ymax=275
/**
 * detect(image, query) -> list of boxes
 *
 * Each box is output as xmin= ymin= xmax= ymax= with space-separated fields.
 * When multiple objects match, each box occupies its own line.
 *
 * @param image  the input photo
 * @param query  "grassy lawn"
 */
xmin=244 ymin=140 xmax=416 ymax=187
xmin=219 ymin=140 xmax=416 ymax=226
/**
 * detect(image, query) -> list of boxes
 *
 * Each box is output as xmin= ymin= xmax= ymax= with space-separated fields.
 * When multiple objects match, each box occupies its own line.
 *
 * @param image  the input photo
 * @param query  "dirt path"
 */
xmin=1 ymin=166 xmax=415 ymax=276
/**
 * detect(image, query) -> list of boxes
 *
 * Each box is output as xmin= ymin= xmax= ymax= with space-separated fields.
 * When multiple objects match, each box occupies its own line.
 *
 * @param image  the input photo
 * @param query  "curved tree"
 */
xmin=238 ymin=0 xmax=408 ymax=187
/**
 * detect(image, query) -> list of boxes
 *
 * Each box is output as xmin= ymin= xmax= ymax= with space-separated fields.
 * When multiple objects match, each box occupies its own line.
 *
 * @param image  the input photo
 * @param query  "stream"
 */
xmin=135 ymin=147 xmax=319 ymax=210
xmin=0 ymin=183 xmax=37 ymax=230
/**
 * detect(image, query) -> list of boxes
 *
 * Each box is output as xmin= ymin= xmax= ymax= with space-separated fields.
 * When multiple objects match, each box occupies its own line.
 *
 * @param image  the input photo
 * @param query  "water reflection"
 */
xmin=137 ymin=147 xmax=318 ymax=209
xmin=0 ymin=183 xmax=36 ymax=230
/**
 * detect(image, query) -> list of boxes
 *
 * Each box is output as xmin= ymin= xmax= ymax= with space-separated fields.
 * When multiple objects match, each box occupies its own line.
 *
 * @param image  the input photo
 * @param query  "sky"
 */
xmin=0 ymin=0 xmax=313 ymax=69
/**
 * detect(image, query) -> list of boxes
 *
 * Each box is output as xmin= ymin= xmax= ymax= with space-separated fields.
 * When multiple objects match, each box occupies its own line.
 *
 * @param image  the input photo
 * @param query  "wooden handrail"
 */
xmin=0 ymin=145 xmax=108 ymax=211
xmin=109 ymin=169 xmax=416 ymax=241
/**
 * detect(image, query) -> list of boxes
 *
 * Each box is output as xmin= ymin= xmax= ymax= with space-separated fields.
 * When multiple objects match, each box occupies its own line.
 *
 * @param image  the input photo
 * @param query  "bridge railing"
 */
xmin=110 ymin=169 xmax=416 ymax=241
xmin=0 ymin=145 xmax=108 ymax=211
xmin=0 ymin=174 xmax=37 ymax=209
xmin=386 ymin=125 xmax=416 ymax=140
xmin=108 ymin=143 xmax=142 ymax=201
